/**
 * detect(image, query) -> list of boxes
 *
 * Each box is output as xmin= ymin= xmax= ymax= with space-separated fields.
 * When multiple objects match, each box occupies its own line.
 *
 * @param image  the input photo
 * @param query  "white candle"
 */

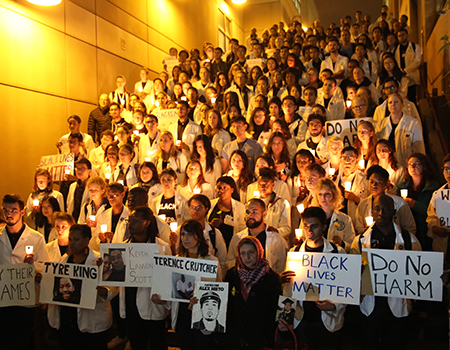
xmin=400 ymin=189 xmax=408 ymax=199
xmin=25 ymin=245 xmax=33 ymax=255
xmin=138 ymin=86 xmax=143 ymax=93
xmin=176 ymin=140 xmax=181 ymax=146
xmin=295 ymin=228 xmax=303 ymax=239
xmin=344 ymin=182 xmax=352 ymax=191
xmin=297 ymin=203 xmax=305 ymax=213
xmin=118 ymin=180 xmax=124 ymax=185
xmin=133 ymin=130 xmax=139 ymax=136
xmin=181 ymin=96 xmax=187 ymax=101
xmin=33 ymin=199 xmax=39 ymax=206
xmin=155 ymin=100 xmax=160 ymax=107
xmin=263 ymin=139 xmax=268 ymax=145
xmin=329 ymin=168 xmax=336 ymax=176
xmin=365 ymin=216 xmax=374 ymax=226
xmin=105 ymin=173 xmax=111 ymax=180
xmin=120 ymin=99 xmax=125 ymax=105
xmin=253 ymin=191 xmax=260 ymax=198
xmin=158 ymin=214 xmax=166 ymax=221
xmin=211 ymin=97 xmax=216 ymax=103
xmin=310 ymin=150 xmax=316 ymax=157
xmin=346 ymin=100 xmax=352 ymax=108
xmin=288 ymin=260 xmax=298 ymax=271
xmin=359 ymin=160 xmax=365 ymax=169
xmin=65 ymin=169 xmax=71 ymax=175
xmin=89 ymin=215 xmax=96 ymax=221
xmin=145 ymin=157 xmax=151 ymax=162
xmin=170 ymin=222 xmax=178 ymax=232
xmin=193 ymin=188 xmax=201 ymax=194
xmin=100 ymin=224 xmax=108 ymax=233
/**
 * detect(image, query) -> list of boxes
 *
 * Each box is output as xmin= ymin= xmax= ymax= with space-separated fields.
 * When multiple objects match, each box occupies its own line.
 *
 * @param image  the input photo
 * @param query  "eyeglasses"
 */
xmin=408 ymin=162 xmax=422 ymax=169
xmin=341 ymin=156 xmax=356 ymax=162
xmin=190 ymin=205 xmax=205 ymax=211
xmin=107 ymin=193 xmax=121 ymax=199
xmin=383 ymin=86 xmax=396 ymax=91
xmin=352 ymin=105 xmax=366 ymax=110
xmin=443 ymin=167 xmax=450 ymax=173
xmin=145 ymin=120 xmax=156 ymax=125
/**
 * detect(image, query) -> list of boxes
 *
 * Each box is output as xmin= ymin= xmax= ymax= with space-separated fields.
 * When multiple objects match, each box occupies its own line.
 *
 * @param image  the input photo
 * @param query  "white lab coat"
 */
xmin=426 ymin=184 xmax=449 ymax=256
xmin=151 ymin=192 xmax=191 ymax=228
xmin=394 ymin=42 xmax=422 ymax=86
xmin=297 ymin=136 xmax=329 ymax=163
xmin=89 ymin=146 xmax=106 ymax=174
xmin=263 ymin=195 xmax=291 ymax=242
xmin=153 ymin=152 xmax=188 ymax=184
xmin=315 ymin=95 xmax=346 ymax=121
xmin=211 ymin=129 xmax=232 ymax=154
xmin=176 ymin=182 xmax=214 ymax=201
xmin=67 ymin=182 xmax=90 ymax=219
xmin=225 ymin=84 xmax=255 ymax=117
xmin=113 ymin=162 xmax=138 ymax=188
xmin=320 ymin=55 xmax=349 ymax=84
xmin=90 ymin=206 xmax=130 ymax=252
xmin=46 ymin=239 xmax=64 ymax=262
xmin=375 ymin=115 xmax=425 ymax=167
xmin=138 ymin=131 xmax=161 ymax=164
xmin=372 ymin=99 xmax=421 ymax=128
xmin=208 ymin=198 xmax=246 ymax=236
xmin=167 ymin=119 xmax=202 ymax=153
xmin=202 ymin=222 xmax=228 ymax=279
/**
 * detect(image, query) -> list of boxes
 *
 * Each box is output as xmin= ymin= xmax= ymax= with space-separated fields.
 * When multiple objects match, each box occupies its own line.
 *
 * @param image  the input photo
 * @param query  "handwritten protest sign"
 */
xmin=152 ymin=256 xmax=219 ymax=303
xmin=40 ymin=153 xmax=74 ymax=181
xmin=435 ymin=189 xmax=450 ymax=227
xmin=40 ymin=262 xmax=98 ymax=309
xmin=288 ymin=252 xmax=361 ymax=305
xmin=153 ymin=109 xmax=178 ymax=132
xmin=325 ymin=118 xmax=370 ymax=147
xmin=363 ymin=249 xmax=443 ymax=301
xmin=0 ymin=263 xmax=35 ymax=307
xmin=99 ymin=243 xmax=164 ymax=287
xmin=191 ymin=282 xmax=228 ymax=333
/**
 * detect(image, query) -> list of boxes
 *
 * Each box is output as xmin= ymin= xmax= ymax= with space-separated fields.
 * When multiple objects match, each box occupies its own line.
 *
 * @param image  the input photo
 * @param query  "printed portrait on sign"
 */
xmin=52 ymin=277 xmax=82 ymax=305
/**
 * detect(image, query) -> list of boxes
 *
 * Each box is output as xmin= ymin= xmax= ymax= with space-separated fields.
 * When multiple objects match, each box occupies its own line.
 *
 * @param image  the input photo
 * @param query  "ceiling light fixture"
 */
xmin=27 ymin=0 xmax=62 ymax=6
xmin=231 ymin=0 xmax=247 ymax=4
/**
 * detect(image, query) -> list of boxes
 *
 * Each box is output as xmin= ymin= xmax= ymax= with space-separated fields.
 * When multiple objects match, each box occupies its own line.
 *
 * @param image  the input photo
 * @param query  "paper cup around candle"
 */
xmin=176 ymin=140 xmax=181 ymax=146
xmin=253 ymin=191 xmax=260 ymax=198
xmin=211 ymin=97 xmax=216 ymax=103
xmin=359 ymin=160 xmax=365 ymax=169
xmin=346 ymin=100 xmax=352 ymax=108
xmin=297 ymin=204 xmax=305 ymax=213
xmin=155 ymin=100 xmax=160 ymax=107
xmin=158 ymin=214 xmax=166 ymax=221
xmin=100 ymin=224 xmax=108 ymax=233
xmin=365 ymin=216 xmax=374 ymax=226
xmin=295 ymin=228 xmax=303 ymax=239
xmin=133 ymin=130 xmax=139 ymax=136
xmin=105 ymin=173 xmax=111 ymax=180
xmin=138 ymin=86 xmax=143 ymax=93
xmin=65 ymin=169 xmax=71 ymax=175
xmin=89 ymin=215 xmax=96 ymax=221
xmin=288 ymin=260 xmax=298 ymax=271
xmin=25 ymin=245 xmax=33 ymax=255
xmin=33 ymin=199 xmax=39 ymax=206
xmin=145 ymin=157 xmax=151 ymax=162
xmin=329 ymin=168 xmax=336 ymax=175
xmin=193 ymin=188 xmax=201 ymax=194
xmin=344 ymin=182 xmax=352 ymax=191
xmin=181 ymin=96 xmax=187 ymax=101
xmin=170 ymin=222 xmax=178 ymax=232
xmin=400 ymin=189 xmax=408 ymax=199
xmin=118 ymin=180 xmax=124 ymax=185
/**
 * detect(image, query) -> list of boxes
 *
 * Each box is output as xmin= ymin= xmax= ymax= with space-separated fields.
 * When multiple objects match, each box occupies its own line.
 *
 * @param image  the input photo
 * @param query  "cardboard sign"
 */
xmin=153 ymin=109 xmax=178 ymax=132
xmin=247 ymin=58 xmax=264 ymax=69
xmin=325 ymin=118 xmax=370 ymax=147
xmin=152 ymin=256 xmax=219 ymax=303
xmin=288 ymin=252 xmax=361 ymax=305
xmin=191 ymin=281 xmax=228 ymax=333
xmin=363 ymin=249 xmax=443 ymax=301
xmin=0 ymin=264 xmax=35 ymax=307
xmin=99 ymin=243 xmax=164 ymax=287
xmin=435 ymin=189 xmax=450 ymax=227
xmin=40 ymin=153 xmax=75 ymax=181
xmin=40 ymin=262 xmax=99 ymax=309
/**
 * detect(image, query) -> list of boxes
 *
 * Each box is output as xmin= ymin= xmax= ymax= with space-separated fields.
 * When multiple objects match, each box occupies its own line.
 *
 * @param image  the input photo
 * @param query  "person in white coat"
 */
xmin=0 ymin=194 xmax=50 ymax=350
xmin=89 ymin=130 xmax=114 ymax=174
xmin=375 ymin=93 xmax=425 ymax=168
xmin=225 ymin=70 xmax=255 ymax=117
xmin=67 ymin=158 xmax=92 ymax=223
xmin=320 ymin=37 xmax=349 ymax=85
xmin=315 ymin=78 xmax=346 ymax=121
xmin=48 ymin=224 xmax=117 ymax=350
xmin=90 ymin=182 xmax=129 ymax=252
xmin=46 ymin=212 xmax=75 ymax=262
xmin=191 ymin=134 xmax=223 ymax=190
xmin=297 ymin=113 xmax=329 ymax=164
xmin=134 ymin=67 xmax=154 ymax=109
xmin=351 ymin=194 xmax=421 ymax=349
xmin=138 ymin=114 xmax=161 ymax=164
xmin=130 ymin=162 xmax=164 ymax=207
xmin=280 ymin=207 xmax=346 ymax=348
xmin=57 ymin=115 xmax=95 ymax=157
xmin=227 ymin=198 xmax=287 ymax=274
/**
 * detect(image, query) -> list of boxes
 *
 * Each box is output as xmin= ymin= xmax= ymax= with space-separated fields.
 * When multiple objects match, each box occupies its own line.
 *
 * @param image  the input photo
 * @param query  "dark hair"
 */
xmin=128 ymin=187 xmax=149 ymax=209
xmin=307 ymin=113 xmax=325 ymax=126
xmin=404 ymin=153 xmax=435 ymax=184
xmin=383 ymin=76 xmax=400 ymax=88
xmin=379 ymin=53 xmax=405 ymax=86
xmin=180 ymin=160 xmax=207 ymax=188
xmin=305 ymin=163 xmax=326 ymax=178
xmin=67 ymin=115 xmax=82 ymax=124
xmin=246 ymin=197 xmax=266 ymax=211
xmin=69 ymin=132 xmax=83 ymax=143
xmin=255 ymin=154 xmax=275 ymax=169
xmin=33 ymin=168 xmax=53 ymax=192
xmin=3 ymin=194 xmax=25 ymax=210
xmin=108 ymin=182 xmax=125 ymax=193
xmin=216 ymin=176 xmax=240 ymax=201
xmin=53 ymin=212 xmax=75 ymax=225
xmin=131 ymin=206 xmax=159 ymax=243
xmin=258 ymin=167 xmax=277 ymax=181
xmin=70 ymin=224 xmax=92 ymax=240
xmin=341 ymin=146 xmax=359 ymax=157
xmin=138 ymin=161 xmax=160 ymax=184
xmin=36 ymin=195 xmax=61 ymax=229
xmin=101 ymin=130 xmax=115 ymax=139
xmin=366 ymin=165 xmax=389 ymax=182
xmin=291 ymin=150 xmax=315 ymax=177
xmin=375 ymin=139 xmax=399 ymax=171
xmin=188 ymin=194 xmax=211 ymax=212
xmin=192 ymin=134 xmax=216 ymax=173
xmin=283 ymin=67 xmax=301 ymax=85
xmin=104 ymin=143 xmax=119 ymax=161
xmin=249 ymin=107 xmax=270 ymax=135
xmin=271 ymin=118 xmax=291 ymax=140
xmin=229 ymin=150 xmax=253 ymax=193
xmin=160 ymin=168 xmax=177 ymax=181
xmin=75 ymin=157 xmax=92 ymax=170
xmin=443 ymin=153 xmax=450 ymax=165
xmin=179 ymin=220 xmax=209 ymax=257
xmin=230 ymin=115 xmax=248 ymax=127
xmin=301 ymin=206 xmax=327 ymax=225
xmin=265 ymin=132 xmax=290 ymax=166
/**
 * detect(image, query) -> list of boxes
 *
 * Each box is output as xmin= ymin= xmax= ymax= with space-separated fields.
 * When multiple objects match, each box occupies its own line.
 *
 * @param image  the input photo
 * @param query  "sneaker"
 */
xmin=107 ymin=336 xmax=128 ymax=349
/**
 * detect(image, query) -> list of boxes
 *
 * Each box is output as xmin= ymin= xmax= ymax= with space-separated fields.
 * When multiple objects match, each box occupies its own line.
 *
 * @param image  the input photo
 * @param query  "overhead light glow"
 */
xmin=27 ymin=0 xmax=62 ymax=6
xmin=232 ymin=0 xmax=247 ymax=4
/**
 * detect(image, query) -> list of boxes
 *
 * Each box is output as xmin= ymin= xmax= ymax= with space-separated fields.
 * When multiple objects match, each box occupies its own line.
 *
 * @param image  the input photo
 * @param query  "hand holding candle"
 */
xmin=344 ymin=182 xmax=352 ymax=191
xmin=170 ymin=222 xmax=178 ymax=232
xmin=297 ymin=203 xmax=305 ymax=213
xmin=365 ymin=216 xmax=374 ymax=226
xmin=400 ymin=189 xmax=408 ymax=199
xmin=253 ymin=191 xmax=260 ymax=198
xmin=295 ymin=228 xmax=303 ymax=239
xmin=329 ymin=168 xmax=336 ymax=176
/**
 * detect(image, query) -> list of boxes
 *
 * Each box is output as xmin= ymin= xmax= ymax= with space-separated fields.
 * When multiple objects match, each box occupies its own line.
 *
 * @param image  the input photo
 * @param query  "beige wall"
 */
xmin=0 ymin=0 xmax=245 ymax=201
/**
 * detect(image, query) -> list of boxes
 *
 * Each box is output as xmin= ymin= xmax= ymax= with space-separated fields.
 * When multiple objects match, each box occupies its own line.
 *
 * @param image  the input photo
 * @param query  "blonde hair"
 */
xmin=156 ymin=131 xmax=178 ymax=162
xmin=86 ymin=176 xmax=107 ymax=191
xmin=327 ymin=136 xmax=343 ymax=148
xmin=315 ymin=178 xmax=344 ymax=210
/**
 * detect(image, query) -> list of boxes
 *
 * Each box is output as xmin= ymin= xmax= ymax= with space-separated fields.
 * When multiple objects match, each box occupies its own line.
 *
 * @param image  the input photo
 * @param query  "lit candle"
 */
xmin=365 ymin=216 xmax=374 ymax=226
xmin=359 ymin=160 xmax=365 ymax=169
xmin=205 ymin=59 xmax=210 ymax=62
xmin=65 ymin=169 xmax=71 ymax=175
xmin=170 ymin=222 xmax=178 ymax=232
xmin=105 ymin=173 xmax=111 ymax=180
xmin=297 ymin=203 xmax=305 ymax=213
xmin=158 ymin=214 xmax=166 ymax=221
xmin=310 ymin=150 xmax=316 ymax=157
xmin=138 ymin=86 xmax=143 ymax=93
xmin=264 ymin=139 xmax=268 ymax=145
xmin=211 ymin=97 xmax=216 ymax=103
xmin=400 ymin=189 xmax=408 ymax=199
xmin=295 ymin=228 xmax=303 ymax=239
xmin=120 ymin=99 xmax=125 ymax=105
xmin=145 ymin=157 xmax=151 ymax=162
xmin=118 ymin=180 xmax=124 ymax=185
xmin=155 ymin=100 xmax=160 ymax=107
xmin=253 ymin=191 xmax=260 ymax=198
xmin=346 ymin=100 xmax=352 ymax=108
xmin=100 ymin=224 xmax=108 ymax=233
xmin=329 ymin=168 xmax=336 ymax=176
xmin=193 ymin=188 xmax=201 ymax=194
xmin=25 ymin=246 xmax=33 ymax=255
xmin=33 ymin=199 xmax=39 ymax=206
xmin=89 ymin=215 xmax=96 ymax=221
xmin=133 ymin=130 xmax=139 ymax=136
xmin=288 ymin=260 xmax=298 ymax=271
xmin=114 ymin=135 xmax=118 ymax=141
xmin=181 ymin=96 xmax=187 ymax=101
xmin=176 ymin=140 xmax=181 ymax=146
xmin=344 ymin=182 xmax=352 ymax=191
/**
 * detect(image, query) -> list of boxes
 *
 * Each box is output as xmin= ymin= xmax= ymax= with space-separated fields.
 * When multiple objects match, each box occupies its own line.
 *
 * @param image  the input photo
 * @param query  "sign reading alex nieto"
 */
xmin=152 ymin=256 xmax=219 ymax=303
xmin=288 ymin=252 xmax=362 ymax=305
xmin=0 ymin=263 xmax=35 ymax=307
xmin=363 ymin=248 xmax=443 ymax=301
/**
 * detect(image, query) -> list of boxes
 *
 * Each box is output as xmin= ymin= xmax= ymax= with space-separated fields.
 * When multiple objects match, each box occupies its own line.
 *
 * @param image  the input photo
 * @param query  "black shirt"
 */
xmin=209 ymin=205 xmax=233 ymax=249
xmin=6 ymin=224 xmax=26 ymax=250
xmin=388 ymin=117 xmax=400 ymax=151
xmin=371 ymin=225 xmax=396 ymax=250
xmin=399 ymin=43 xmax=408 ymax=69
xmin=111 ymin=208 xmax=123 ymax=233
xmin=158 ymin=195 xmax=176 ymax=224
xmin=255 ymin=230 xmax=267 ymax=257
xmin=73 ymin=179 xmax=87 ymax=222
xmin=177 ymin=119 xmax=189 ymax=141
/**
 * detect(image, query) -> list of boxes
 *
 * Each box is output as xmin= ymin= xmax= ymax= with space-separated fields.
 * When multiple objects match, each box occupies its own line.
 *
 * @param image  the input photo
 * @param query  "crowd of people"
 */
xmin=1 ymin=5 xmax=448 ymax=350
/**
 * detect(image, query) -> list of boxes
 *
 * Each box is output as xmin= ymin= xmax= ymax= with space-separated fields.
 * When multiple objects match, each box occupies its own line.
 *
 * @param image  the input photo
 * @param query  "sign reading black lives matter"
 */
xmin=288 ymin=252 xmax=362 ymax=305
xmin=0 ymin=263 xmax=35 ymax=307
xmin=99 ymin=243 xmax=164 ymax=287
xmin=191 ymin=282 xmax=228 ymax=333
xmin=40 ymin=262 xmax=99 ymax=309
xmin=152 ymin=256 xmax=219 ymax=303
xmin=363 ymin=249 xmax=443 ymax=301
xmin=325 ymin=118 xmax=370 ymax=147
xmin=435 ymin=189 xmax=450 ymax=227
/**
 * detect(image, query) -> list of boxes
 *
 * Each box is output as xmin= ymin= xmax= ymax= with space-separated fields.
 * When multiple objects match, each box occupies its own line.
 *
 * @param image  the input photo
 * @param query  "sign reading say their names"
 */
xmin=363 ymin=248 xmax=443 ymax=301
xmin=153 ymin=109 xmax=178 ymax=132
xmin=152 ymin=256 xmax=219 ymax=303
xmin=0 ymin=263 xmax=35 ymax=307
xmin=325 ymin=118 xmax=370 ymax=147
xmin=288 ymin=252 xmax=361 ymax=305
xmin=40 ymin=153 xmax=75 ymax=181
xmin=435 ymin=189 xmax=450 ymax=227
xmin=99 ymin=243 xmax=164 ymax=287
xmin=40 ymin=262 xmax=98 ymax=309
